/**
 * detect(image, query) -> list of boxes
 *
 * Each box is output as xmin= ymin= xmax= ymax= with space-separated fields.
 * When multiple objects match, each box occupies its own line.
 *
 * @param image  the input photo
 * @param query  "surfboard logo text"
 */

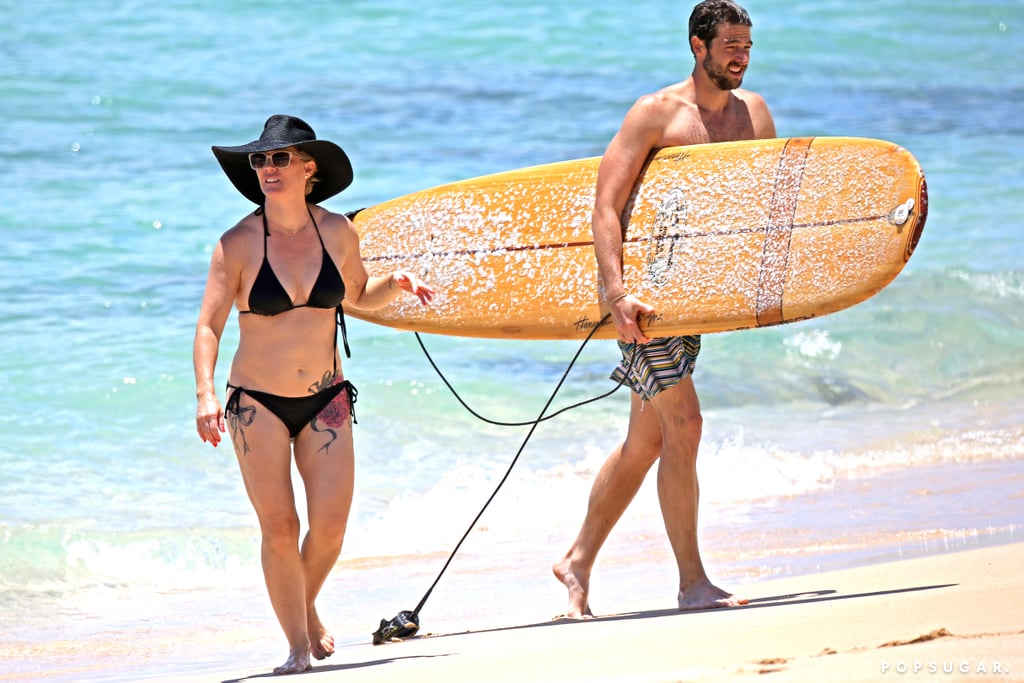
xmin=573 ymin=316 xmax=614 ymax=332
xmin=573 ymin=311 xmax=665 ymax=333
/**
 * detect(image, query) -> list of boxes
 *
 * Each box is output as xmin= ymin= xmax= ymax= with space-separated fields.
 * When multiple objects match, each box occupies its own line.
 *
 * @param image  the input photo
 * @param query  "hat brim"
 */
xmin=212 ymin=139 xmax=353 ymax=205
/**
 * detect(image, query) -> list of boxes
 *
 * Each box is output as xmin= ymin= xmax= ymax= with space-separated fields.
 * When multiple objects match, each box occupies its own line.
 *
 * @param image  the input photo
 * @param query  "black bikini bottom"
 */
xmin=225 ymin=380 xmax=358 ymax=438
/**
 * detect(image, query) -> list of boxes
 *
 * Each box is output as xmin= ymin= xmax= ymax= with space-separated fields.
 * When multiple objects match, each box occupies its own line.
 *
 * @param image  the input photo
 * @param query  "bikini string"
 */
xmin=336 ymin=305 xmax=351 ymax=360
xmin=224 ymin=384 xmax=241 ymax=415
xmin=343 ymin=380 xmax=359 ymax=425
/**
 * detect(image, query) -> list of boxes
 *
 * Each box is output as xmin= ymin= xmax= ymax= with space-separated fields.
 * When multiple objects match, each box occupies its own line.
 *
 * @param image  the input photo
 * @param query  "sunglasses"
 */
xmin=248 ymin=151 xmax=295 ymax=170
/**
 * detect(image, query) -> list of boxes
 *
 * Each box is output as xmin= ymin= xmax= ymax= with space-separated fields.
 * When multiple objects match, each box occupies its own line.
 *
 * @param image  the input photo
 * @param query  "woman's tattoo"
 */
xmin=309 ymin=373 xmax=350 ymax=454
xmin=308 ymin=371 xmax=336 ymax=394
xmin=226 ymin=402 xmax=256 ymax=455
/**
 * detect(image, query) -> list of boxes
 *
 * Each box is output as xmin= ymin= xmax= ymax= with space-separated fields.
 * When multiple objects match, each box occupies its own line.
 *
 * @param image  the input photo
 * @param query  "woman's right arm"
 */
xmin=193 ymin=237 xmax=238 ymax=447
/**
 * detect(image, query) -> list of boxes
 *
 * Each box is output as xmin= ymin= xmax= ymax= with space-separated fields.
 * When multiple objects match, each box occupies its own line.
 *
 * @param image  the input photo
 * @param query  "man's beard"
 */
xmin=702 ymin=55 xmax=744 ymax=91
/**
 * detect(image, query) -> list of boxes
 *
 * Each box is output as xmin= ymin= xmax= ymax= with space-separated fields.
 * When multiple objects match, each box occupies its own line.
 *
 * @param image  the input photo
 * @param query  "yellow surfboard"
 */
xmin=347 ymin=137 xmax=927 ymax=340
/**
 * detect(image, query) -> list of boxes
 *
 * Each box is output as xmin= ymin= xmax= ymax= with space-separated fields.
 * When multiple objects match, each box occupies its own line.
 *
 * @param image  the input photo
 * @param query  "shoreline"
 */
xmin=5 ymin=541 xmax=1022 ymax=682
xmin=204 ymin=542 xmax=1024 ymax=682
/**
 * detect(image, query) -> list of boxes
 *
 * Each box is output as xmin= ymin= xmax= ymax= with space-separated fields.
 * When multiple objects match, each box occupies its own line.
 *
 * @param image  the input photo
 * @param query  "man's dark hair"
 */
xmin=688 ymin=0 xmax=752 ymax=53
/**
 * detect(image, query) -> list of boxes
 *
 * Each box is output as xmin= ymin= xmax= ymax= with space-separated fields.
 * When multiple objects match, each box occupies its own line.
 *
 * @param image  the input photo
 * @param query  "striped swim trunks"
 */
xmin=610 ymin=335 xmax=701 ymax=401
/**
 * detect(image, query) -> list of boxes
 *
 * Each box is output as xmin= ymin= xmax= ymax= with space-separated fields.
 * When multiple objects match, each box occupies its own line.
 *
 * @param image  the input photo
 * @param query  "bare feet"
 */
xmin=308 ymin=609 xmax=335 ymax=660
xmin=677 ymin=579 xmax=748 ymax=611
xmin=552 ymin=556 xmax=595 ymax=619
xmin=273 ymin=647 xmax=312 ymax=675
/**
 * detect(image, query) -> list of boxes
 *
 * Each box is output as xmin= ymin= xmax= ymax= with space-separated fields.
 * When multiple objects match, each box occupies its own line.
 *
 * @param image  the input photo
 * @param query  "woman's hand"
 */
xmin=196 ymin=392 xmax=226 ymax=447
xmin=393 ymin=271 xmax=435 ymax=306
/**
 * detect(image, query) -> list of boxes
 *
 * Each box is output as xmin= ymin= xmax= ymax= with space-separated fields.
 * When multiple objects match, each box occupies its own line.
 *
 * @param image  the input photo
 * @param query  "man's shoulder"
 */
xmin=733 ymin=87 xmax=768 ymax=106
xmin=631 ymin=81 xmax=699 ymax=123
xmin=645 ymin=79 xmax=699 ymax=107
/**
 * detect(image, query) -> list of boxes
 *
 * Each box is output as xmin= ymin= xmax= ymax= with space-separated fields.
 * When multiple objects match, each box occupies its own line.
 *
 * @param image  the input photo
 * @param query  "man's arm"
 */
xmin=592 ymin=95 xmax=669 ymax=343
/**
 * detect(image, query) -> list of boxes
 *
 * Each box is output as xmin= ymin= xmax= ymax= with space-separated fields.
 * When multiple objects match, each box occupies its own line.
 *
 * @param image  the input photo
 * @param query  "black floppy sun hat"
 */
xmin=212 ymin=114 xmax=353 ymax=205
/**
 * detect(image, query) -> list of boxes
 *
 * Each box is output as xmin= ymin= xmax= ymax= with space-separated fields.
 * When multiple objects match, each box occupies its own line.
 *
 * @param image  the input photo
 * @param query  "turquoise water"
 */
xmin=1 ymin=0 xmax=1022 ymax=677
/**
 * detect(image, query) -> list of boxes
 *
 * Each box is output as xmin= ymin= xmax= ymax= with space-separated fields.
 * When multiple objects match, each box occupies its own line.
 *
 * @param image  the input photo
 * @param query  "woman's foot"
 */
xmin=308 ymin=609 xmax=335 ymax=660
xmin=273 ymin=646 xmax=312 ymax=675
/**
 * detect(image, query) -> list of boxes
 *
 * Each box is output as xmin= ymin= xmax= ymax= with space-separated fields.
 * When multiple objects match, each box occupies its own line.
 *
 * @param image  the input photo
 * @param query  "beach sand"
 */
xmin=144 ymin=542 xmax=1024 ymax=683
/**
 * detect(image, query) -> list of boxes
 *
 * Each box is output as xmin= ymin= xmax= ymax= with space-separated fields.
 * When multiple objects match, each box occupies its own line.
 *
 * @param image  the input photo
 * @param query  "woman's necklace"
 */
xmin=284 ymin=223 xmax=308 ymax=240
xmin=270 ymin=216 xmax=310 ymax=240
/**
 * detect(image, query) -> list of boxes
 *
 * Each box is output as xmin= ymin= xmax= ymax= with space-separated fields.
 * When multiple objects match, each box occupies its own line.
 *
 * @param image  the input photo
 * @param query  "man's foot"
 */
xmin=273 ymin=647 xmax=312 ymax=675
xmin=677 ymin=579 xmax=748 ymax=611
xmin=552 ymin=556 xmax=595 ymax=619
xmin=308 ymin=610 xmax=335 ymax=660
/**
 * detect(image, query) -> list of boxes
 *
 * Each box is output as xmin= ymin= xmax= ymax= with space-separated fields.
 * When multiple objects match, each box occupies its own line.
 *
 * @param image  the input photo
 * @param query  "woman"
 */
xmin=193 ymin=114 xmax=434 ymax=675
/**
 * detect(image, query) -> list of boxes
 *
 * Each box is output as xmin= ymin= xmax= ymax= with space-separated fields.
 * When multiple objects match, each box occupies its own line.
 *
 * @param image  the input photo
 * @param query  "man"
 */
xmin=553 ymin=0 xmax=776 ymax=618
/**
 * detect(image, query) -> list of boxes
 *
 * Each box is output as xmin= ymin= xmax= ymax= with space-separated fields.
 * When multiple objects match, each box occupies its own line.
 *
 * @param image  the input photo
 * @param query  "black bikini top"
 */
xmin=240 ymin=207 xmax=350 ymax=358
xmin=243 ymin=208 xmax=344 ymax=315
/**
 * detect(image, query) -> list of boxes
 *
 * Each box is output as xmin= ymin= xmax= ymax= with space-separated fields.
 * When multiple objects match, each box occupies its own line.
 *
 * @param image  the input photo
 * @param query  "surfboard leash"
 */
xmin=373 ymin=314 xmax=633 ymax=645
xmin=412 ymin=328 xmax=627 ymax=427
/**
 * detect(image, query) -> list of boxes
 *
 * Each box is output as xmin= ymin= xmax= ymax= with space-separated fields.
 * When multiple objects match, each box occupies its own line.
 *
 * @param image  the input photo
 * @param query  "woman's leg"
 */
xmin=293 ymin=388 xmax=355 ymax=660
xmin=227 ymin=391 xmax=311 ymax=675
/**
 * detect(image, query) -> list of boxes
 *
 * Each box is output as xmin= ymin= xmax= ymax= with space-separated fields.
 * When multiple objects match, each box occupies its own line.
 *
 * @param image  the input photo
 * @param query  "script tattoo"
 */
xmin=309 ymin=371 xmax=336 ymax=394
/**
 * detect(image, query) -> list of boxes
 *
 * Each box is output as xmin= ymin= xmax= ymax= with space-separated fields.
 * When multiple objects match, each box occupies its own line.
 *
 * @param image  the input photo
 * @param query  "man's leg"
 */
xmin=553 ymin=392 xmax=661 ymax=617
xmin=649 ymin=377 xmax=743 ymax=609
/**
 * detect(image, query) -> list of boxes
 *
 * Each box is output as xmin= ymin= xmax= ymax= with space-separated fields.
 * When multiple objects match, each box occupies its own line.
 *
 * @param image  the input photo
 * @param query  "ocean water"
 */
xmin=1 ymin=0 xmax=1022 ymax=678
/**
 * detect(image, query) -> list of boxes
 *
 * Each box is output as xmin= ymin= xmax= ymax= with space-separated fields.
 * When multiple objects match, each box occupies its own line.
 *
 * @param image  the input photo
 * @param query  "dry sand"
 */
xmin=174 ymin=542 xmax=1024 ymax=682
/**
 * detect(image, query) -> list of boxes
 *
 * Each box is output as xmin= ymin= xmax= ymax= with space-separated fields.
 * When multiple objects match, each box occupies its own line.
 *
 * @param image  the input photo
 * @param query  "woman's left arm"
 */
xmin=335 ymin=212 xmax=434 ymax=310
